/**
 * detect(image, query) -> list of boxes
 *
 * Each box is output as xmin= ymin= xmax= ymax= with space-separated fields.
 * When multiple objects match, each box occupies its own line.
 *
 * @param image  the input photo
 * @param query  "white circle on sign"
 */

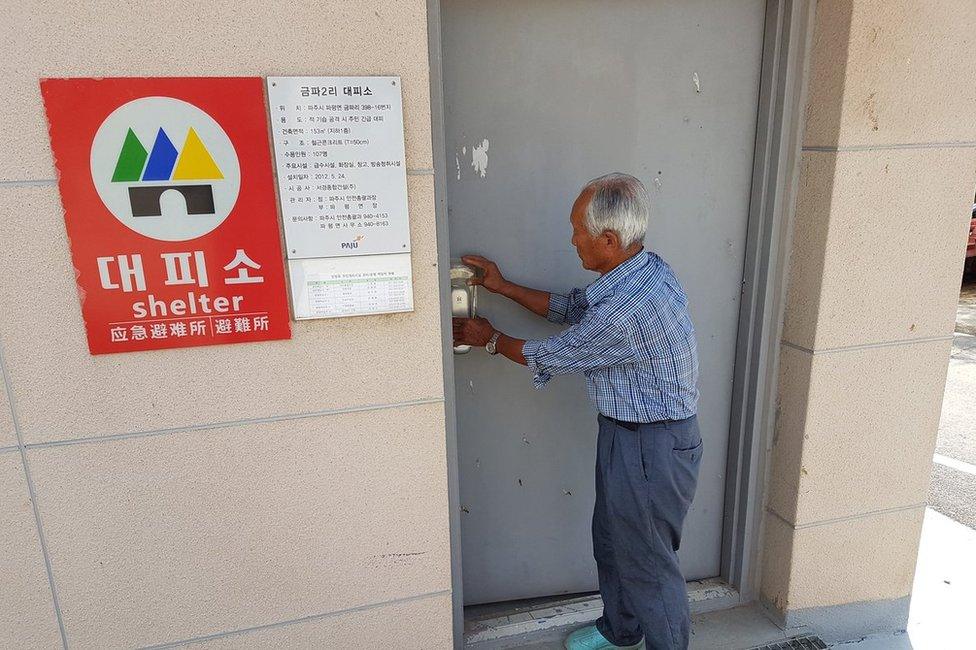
xmin=90 ymin=96 xmax=241 ymax=241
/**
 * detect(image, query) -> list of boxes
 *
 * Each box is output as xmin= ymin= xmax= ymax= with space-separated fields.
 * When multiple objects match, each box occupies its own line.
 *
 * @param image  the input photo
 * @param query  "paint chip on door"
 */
xmin=471 ymin=138 xmax=490 ymax=177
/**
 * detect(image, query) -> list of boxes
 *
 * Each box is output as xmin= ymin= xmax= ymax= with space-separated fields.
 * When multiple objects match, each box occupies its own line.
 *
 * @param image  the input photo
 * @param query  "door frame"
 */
xmin=425 ymin=1 xmax=817 ymax=645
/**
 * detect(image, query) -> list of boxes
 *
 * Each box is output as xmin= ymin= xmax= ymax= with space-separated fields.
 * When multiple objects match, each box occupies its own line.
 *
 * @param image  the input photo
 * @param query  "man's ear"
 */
xmin=602 ymin=229 xmax=621 ymax=250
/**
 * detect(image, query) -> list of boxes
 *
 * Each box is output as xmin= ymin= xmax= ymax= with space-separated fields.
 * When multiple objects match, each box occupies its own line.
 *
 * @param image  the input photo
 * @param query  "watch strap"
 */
xmin=487 ymin=331 xmax=501 ymax=354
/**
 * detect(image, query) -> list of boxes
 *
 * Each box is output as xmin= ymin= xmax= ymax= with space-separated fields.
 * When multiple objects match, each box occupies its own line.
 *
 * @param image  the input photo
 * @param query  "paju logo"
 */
xmin=340 ymin=234 xmax=366 ymax=250
xmin=90 ymin=97 xmax=241 ymax=242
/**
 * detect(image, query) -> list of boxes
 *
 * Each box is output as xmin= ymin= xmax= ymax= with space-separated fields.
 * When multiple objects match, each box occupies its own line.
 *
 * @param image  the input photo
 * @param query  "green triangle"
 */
xmin=111 ymin=128 xmax=148 ymax=182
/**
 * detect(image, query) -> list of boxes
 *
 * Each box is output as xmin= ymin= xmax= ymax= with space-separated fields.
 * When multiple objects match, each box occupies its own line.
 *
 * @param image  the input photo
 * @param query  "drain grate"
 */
xmin=748 ymin=635 xmax=828 ymax=650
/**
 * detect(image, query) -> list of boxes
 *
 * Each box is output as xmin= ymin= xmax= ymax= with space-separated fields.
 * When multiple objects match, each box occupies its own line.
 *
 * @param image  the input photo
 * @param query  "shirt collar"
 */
xmin=585 ymin=250 xmax=649 ymax=305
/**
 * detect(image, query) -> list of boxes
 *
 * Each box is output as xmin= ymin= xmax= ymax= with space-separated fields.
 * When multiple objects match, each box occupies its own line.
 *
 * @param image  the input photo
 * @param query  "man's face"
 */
xmin=570 ymin=188 xmax=607 ymax=271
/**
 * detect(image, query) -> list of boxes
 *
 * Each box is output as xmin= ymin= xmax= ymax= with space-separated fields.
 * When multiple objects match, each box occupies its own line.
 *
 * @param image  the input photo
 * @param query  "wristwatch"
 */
xmin=486 ymin=331 xmax=501 ymax=355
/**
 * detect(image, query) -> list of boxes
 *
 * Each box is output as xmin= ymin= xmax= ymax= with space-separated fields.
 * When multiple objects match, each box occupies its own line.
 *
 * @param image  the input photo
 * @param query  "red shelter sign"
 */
xmin=41 ymin=77 xmax=291 ymax=354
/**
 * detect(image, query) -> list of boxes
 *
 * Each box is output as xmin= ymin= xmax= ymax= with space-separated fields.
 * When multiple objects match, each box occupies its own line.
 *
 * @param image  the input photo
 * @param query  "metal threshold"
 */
xmin=464 ymin=578 xmax=740 ymax=646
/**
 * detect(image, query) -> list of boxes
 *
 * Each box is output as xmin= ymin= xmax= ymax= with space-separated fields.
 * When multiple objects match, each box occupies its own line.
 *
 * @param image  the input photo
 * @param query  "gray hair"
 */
xmin=581 ymin=173 xmax=649 ymax=249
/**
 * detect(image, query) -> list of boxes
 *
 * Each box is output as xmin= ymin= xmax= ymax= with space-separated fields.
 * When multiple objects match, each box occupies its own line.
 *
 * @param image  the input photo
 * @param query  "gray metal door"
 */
xmin=443 ymin=0 xmax=766 ymax=605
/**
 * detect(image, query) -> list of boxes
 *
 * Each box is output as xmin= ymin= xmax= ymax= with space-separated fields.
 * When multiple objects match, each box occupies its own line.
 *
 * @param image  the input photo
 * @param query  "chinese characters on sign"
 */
xmin=41 ymin=77 xmax=291 ymax=354
xmin=267 ymin=76 xmax=414 ymax=320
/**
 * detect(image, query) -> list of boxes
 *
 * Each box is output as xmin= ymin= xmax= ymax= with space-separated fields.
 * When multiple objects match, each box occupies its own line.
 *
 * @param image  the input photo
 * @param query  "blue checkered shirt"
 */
xmin=521 ymin=251 xmax=699 ymax=423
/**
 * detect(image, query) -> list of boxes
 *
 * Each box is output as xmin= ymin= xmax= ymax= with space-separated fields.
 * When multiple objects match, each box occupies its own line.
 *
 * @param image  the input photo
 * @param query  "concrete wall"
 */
xmin=0 ymin=2 xmax=452 ymax=648
xmin=761 ymin=0 xmax=976 ymax=640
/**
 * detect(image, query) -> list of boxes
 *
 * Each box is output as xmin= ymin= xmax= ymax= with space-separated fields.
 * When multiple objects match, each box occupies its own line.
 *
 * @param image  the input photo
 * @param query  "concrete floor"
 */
xmin=467 ymin=602 xmax=797 ymax=650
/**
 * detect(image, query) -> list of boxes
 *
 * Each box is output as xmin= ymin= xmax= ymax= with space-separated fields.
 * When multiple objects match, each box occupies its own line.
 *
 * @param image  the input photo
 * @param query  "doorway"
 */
xmin=440 ymin=0 xmax=772 ymax=608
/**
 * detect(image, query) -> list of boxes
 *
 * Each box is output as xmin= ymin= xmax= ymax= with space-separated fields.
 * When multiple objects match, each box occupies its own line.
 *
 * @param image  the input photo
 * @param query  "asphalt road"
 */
xmin=927 ymin=283 xmax=976 ymax=530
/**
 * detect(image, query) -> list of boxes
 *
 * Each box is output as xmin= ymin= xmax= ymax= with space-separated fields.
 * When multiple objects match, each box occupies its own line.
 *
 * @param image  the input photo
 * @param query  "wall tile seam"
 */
xmin=140 ymin=588 xmax=453 ymax=649
xmin=765 ymin=501 xmax=926 ymax=532
xmin=802 ymin=141 xmax=976 ymax=153
xmin=0 ymin=339 xmax=68 ymax=648
xmin=0 ymin=444 xmax=20 ymax=454
xmin=2 ymin=169 xmax=435 ymax=187
xmin=0 ymin=179 xmax=57 ymax=187
xmin=24 ymin=396 xmax=446 ymax=452
xmin=780 ymin=335 xmax=953 ymax=356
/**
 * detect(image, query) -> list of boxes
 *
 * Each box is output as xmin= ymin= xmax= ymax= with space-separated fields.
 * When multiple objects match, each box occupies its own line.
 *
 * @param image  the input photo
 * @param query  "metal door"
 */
xmin=443 ymin=0 xmax=766 ymax=605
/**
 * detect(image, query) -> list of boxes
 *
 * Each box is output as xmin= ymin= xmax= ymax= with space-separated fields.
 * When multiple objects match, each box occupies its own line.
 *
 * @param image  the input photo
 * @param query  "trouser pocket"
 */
xmin=670 ymin=436 xmax=702 ymax=525
xmin=673 ymin=439 xmax=703 ymax=462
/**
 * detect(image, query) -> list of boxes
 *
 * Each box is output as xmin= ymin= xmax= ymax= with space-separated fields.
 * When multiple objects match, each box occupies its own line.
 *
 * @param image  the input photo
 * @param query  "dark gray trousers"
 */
xmin=593 ymin=414 xmax=703 ymax=650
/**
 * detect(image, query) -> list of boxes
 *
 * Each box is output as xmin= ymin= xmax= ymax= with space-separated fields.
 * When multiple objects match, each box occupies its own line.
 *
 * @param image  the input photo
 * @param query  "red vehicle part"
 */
xmin=968 ymin=216 xmax=976 ymax=258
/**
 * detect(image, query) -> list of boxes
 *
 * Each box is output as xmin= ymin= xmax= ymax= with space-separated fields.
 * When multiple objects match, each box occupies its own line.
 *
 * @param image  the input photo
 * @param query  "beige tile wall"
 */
xmin=764 ymin=0 xmax=976 ymax=620
xmin=0 ymin=180 xmax=442 ymax=444
xmin=0 ymin=384 xmax=14 ymax=449
xmin=803 ymin=0 xmax=976 ymax=148
xmin=769 ymin=340 xmax=949 ymax=526
xmin=28 ymin=403 xmax=449 ymax=648
xmin=195 ymin=593 xmax=453 ymax=649
xmin=0 ymin=453 xmax=62 ymax=648
xmin=1 ymin=1 xmax=433 ymax=181
xmin=783 ymin=148 xmax=975 ymax=350
xmin=761 ymin=506 xmax=924 ymax=612
xmin=0 ymin=1 xmax=451 ymax=647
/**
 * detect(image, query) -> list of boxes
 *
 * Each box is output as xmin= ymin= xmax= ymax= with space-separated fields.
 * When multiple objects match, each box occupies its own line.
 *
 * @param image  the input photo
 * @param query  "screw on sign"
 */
xmin=41 ymin=77 xmax=291 ymax=354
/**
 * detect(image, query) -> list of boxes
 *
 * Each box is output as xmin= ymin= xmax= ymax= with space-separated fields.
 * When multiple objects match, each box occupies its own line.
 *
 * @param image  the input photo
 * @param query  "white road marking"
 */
xmin=933 ymin=453 xmax=976 ymax=476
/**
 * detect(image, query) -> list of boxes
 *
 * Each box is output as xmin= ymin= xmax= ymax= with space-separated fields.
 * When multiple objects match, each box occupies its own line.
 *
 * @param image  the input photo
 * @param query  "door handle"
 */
xmin=451 ymin=260 xmax=478 ymax=354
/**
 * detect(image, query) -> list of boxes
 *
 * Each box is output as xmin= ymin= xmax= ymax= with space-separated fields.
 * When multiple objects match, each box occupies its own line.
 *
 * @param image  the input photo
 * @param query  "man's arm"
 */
xmin=462 ymin=255 xmax=587 ymax=324
xmin=462 ymin=255 xmax=550 ymax=317
xmin=495 ymin=283 xmax=551 ymax=319
xmin=452 ymin=317 xmax=526 ymax=365
xmin=521 ymin=310 xmax=636 ymax=388
xmin=452 ymin=309 xmax=636 ymax=384
xmin=495 ymin=333 xmax=527 ymax=365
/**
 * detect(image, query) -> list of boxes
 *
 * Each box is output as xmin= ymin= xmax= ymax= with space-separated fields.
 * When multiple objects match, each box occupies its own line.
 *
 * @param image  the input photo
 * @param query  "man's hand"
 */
xmin=462 ymin=255 xmax=507 ymax=293
xmin=453 ymin=316 xmax=495 ymax=347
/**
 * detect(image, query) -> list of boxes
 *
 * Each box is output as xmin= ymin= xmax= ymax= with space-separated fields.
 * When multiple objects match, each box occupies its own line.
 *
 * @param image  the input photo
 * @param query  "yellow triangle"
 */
xmin=172 ymin=128 xmax=224 ymax=180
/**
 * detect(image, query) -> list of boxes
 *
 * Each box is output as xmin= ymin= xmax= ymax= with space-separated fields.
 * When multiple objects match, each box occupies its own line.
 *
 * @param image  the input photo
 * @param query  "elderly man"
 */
xmin=453 ymin=173 xmax=702 ymax=650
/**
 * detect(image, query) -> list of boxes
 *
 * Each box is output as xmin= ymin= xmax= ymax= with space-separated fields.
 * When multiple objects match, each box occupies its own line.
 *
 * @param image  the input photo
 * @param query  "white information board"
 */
xmin=267 ymin=76 xmax=414 ymax=320
xmin=288 ymin=254 xmax=413 ymax=320
xmin=267 ymin=76 xmax=410 ymax=259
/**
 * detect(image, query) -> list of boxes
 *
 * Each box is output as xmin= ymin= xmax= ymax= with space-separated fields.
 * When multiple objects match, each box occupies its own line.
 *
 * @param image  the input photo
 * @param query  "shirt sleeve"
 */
xmin=522 ymin=309 xmax=637 ymax=389
xmin=546 ymin=288 xmax=588 ymax=325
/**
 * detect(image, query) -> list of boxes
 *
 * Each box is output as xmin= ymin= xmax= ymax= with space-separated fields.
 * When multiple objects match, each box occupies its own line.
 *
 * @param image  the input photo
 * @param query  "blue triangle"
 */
xmin=142 ymin=128 xmax=179 ymax=181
